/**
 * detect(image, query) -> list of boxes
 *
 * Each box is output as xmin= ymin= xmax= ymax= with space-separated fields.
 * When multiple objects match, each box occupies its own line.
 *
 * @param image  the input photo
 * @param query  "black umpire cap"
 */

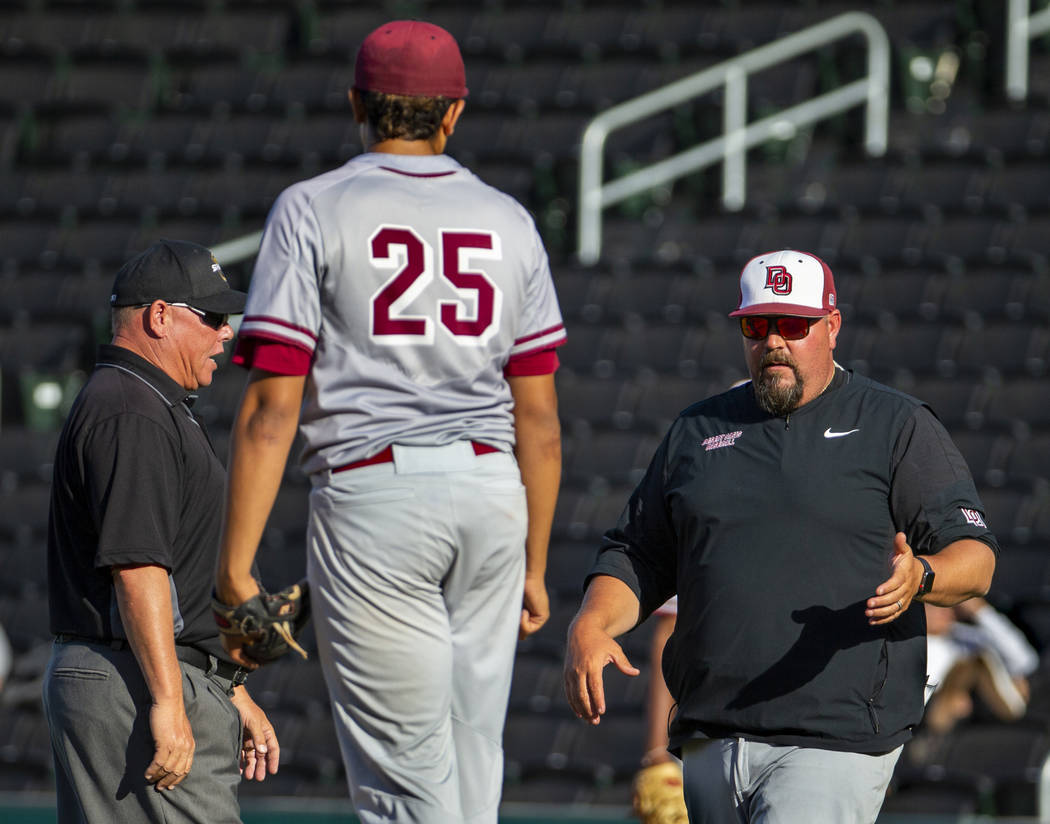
xmin=110 ymin=239 xmax=248 ymax=315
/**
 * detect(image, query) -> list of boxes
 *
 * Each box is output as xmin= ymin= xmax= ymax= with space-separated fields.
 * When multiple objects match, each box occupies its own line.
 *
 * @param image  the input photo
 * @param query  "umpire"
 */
xmin=564 ymin=250 xmax=998 ymax=824
xmin=44 ymin=240 xmax=278 ymax=823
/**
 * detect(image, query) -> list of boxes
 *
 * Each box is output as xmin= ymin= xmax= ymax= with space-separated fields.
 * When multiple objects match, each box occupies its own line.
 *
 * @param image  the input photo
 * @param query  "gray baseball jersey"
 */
xmin=234 ymin=148 xmax=563 ymax=822
xmin=237 ymin=152 xmax=566 ymax=476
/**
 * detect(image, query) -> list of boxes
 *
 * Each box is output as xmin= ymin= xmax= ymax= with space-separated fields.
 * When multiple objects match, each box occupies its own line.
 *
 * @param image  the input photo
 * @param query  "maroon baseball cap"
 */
xmin=729 ymin=250 xmax=837 ymax=318
xmin=354 ymin=20 xmax=468 ymax=99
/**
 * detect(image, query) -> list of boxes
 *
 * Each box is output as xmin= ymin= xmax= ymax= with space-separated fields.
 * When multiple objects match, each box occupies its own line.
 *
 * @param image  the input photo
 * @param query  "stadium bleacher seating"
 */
xmin=2 ymin=0 xmax=1050 ymax=819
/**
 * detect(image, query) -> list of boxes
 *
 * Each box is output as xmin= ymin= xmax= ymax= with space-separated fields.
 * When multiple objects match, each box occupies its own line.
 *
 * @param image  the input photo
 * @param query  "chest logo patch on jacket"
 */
xmin=702 ymin=431 xmax=743 ymax=451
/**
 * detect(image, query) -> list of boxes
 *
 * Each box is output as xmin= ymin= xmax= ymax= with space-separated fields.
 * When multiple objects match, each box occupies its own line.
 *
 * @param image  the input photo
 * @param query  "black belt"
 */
xmin=55 ymin=632 xmax=129 ymax=650
xmin=55 ymin=634 xmax=248 ymax=687
xmin=174 ymin=644 xmax=249 ymax=687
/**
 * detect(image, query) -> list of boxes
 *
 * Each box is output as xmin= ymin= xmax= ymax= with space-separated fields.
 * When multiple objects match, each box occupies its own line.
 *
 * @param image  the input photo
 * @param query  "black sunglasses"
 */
xmin=137 ymin=301 xmax=230 ymax=330
xmin=739 ymin=316 xmax=817 ymax=341
xmin=169 ymin=302 xmax=230 ymax=330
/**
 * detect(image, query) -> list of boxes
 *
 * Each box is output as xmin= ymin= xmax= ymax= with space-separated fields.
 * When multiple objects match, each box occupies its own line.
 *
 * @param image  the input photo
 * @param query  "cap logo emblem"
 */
xmin=764 ymin=265 xmax=792 ymax=295
xmin=211 ymin=255 xmax=228 ymax=284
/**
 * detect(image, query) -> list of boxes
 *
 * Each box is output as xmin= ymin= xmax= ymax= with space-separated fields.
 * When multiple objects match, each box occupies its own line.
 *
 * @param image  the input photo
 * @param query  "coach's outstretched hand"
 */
xmin=563 ymin=575 xmax=643 ymax=725
xmin=564 ymin=615 xmax=641 ymax=726
xmin=866 ymin=532 xmax=920 ymax=626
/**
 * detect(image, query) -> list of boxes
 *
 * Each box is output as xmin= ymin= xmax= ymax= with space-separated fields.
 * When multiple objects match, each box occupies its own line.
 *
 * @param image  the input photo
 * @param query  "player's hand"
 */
xmin=520 ymin=574 xmax=550 ymax=639
xmin=230 ymin=685 xmax=280 ymax=781
xmin=218 ymin=629 xmax=263 ymax=670
xmin=145 ymin=698 xmax=195 ymax=790
xmin=867 ymin=532 xmax=922 ymax=625
xmin=214 ymin=576 xmax=263 ymax=669
xmin=564 ymin=617 xmax=640 ymax=725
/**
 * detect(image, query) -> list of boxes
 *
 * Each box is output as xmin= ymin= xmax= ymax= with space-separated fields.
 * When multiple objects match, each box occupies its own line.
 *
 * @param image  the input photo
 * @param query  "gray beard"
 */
xmin=753 ymin=367 xmax=804 ymax=416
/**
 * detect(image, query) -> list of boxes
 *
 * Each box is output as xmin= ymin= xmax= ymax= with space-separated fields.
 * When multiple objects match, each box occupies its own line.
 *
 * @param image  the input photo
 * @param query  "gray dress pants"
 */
xmin=43 ymin=639 xmax=243 ymax=824
xmin=682 ymin=737 xmax=902 ymax=824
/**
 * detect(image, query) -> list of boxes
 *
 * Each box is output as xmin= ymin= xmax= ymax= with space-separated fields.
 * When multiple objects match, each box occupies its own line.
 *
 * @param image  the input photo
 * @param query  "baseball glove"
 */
xmin=212 ymin=580 xmax=310 ymax=664
xmin=633 ymin=761 xmax=688 ymax=824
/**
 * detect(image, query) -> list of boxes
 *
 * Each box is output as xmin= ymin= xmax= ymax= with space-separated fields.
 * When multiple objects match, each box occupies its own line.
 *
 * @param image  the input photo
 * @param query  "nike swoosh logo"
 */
xmin=824 ymin=427 xmax=860 ymax=439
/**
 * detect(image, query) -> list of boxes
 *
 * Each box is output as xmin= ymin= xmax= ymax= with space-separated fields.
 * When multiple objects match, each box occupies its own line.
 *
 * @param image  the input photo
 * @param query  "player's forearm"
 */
xmin=917 ymin=538 xmax=996 ymax=607
xmin=517 ymin=425 xmax=560 ymax=578
xmin=217 ymin=372 xmax=304 ymax=604
xmin=112 ymin=564 xmax=183 ymax=703
xmin=509 ymin=373 xmax=561 ymax=578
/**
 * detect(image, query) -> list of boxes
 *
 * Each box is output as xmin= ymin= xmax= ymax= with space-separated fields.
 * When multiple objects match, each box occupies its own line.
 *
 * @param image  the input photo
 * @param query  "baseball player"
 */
xmin=214 ymin=20 xmax=565 ymax=824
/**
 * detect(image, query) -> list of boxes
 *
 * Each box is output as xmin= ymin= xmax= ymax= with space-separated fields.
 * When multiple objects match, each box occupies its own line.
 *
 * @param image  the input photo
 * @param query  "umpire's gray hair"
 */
xmin=110 ymin=304 xmax=144 ymax=336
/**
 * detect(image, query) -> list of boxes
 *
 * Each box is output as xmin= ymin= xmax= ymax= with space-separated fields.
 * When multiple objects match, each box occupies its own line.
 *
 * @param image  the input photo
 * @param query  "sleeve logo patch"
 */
xmin=961 ymin=507 xmax=987 ymax=528
xmin=702 ymin=431 xmax=743 ymax=451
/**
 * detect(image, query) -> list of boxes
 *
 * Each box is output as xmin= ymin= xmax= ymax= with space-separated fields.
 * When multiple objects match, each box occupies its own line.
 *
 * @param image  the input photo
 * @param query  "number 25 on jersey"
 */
xmin=369 ymin=225 xmax=503 ymax=347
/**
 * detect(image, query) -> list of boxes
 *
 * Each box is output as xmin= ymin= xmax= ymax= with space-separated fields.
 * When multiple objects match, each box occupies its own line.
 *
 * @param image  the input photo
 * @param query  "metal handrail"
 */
xmin=576 ymin=11 xmax=890 ymax=265
xmin=1006 ymin=0 xmax=1050 ymax=101
xmin=211 ymin=230 xmax=264 ymax=265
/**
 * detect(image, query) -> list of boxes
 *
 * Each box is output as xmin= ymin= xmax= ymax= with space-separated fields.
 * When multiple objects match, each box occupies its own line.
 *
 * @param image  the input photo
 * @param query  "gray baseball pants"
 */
xmin=307 ymin=443 xmax=528 ymax=824
xmin=682 ymin=737 xmax=903 ymax=824
xmin=42 ymin=639 xmax=243 ymax=824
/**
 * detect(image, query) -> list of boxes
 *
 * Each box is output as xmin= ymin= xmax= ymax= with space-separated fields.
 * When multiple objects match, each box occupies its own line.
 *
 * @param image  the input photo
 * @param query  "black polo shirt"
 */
xmin=48 ymin=344 xmax=228 ymax=659
xmin=590 ymin=368 xmax=999 ymax=754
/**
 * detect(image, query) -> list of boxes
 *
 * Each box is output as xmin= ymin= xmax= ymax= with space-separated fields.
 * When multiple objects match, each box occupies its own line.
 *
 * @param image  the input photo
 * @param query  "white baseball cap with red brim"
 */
xmin=729 ymin=250 xmax=837 ymax=318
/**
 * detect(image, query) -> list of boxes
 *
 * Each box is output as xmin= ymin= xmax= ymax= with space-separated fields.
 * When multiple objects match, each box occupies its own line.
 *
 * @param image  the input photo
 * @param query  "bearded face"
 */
xmin=752 ymin=350 xmax=805 ymax=416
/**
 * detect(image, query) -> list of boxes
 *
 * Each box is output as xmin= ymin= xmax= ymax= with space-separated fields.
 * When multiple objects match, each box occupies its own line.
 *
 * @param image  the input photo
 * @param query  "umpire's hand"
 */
xmin=145 ymin=698 xmax=195 ymax=790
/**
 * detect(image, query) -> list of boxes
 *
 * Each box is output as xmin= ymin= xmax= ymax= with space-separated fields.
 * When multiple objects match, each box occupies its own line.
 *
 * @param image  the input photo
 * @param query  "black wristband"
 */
xmin=915 ymin=555 xmax=935 ymax=597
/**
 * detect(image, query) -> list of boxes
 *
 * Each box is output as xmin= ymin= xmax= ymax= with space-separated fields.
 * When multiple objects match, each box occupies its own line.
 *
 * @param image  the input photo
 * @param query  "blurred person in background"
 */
xmin=632 ymin=598 xmax=688 ymax=824
xmin=0 ymin=623 xmax=11 ymax=693
xmin=923 ymin=597 xmax=1038 ymax=734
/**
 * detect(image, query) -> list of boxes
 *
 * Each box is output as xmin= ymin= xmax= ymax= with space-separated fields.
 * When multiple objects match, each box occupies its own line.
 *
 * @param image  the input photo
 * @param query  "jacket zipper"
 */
xmin=867 ymin=640 xmax=889 ymax=734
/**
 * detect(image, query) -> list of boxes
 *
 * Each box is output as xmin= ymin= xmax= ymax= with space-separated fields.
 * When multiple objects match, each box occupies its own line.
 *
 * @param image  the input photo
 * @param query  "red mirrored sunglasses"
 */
xmin=739 ymin=316 xmax=817 ymax=341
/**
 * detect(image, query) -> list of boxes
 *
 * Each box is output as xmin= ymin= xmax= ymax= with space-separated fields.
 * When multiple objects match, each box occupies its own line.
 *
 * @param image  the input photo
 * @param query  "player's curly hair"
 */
xmin=359 ymin=90 xmax=454 ymax=141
